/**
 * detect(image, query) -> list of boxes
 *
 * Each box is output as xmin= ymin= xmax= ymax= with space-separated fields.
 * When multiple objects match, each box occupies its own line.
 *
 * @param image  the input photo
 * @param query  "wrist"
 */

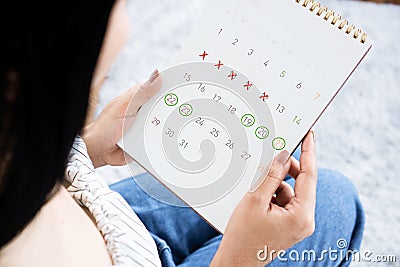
xmin=211 ymin=239 xmax=270 ymax=267
xmin=81 ymin=124 xmax=106 ymax=168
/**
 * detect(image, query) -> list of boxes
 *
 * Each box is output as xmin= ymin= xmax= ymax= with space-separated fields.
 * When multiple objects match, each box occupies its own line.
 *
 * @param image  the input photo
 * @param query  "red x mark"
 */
xmin=199 ymin=51 xmax=209 ymax=60
xmin=259 ymin=92 xmax=269 ymax=101
xmin=228 ymin=71 xmax=237 ymax=80
xmin=243 ymin=81 xmax=253 ymax=90
xmin=214 ymin=60 xmax=224 ymax=70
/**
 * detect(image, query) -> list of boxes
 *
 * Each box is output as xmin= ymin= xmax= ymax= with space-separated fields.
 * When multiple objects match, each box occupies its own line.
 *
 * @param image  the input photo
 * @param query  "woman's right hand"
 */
xmin=211 ymin=131 xmax=317 ymax=267
xmin=82 ymin=70 xmax=161 ymax=168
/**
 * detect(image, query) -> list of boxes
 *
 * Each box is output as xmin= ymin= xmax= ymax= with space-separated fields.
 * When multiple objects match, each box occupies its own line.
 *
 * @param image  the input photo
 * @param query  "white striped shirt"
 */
xmin=64 ymin=137 xmax=161 ymax=267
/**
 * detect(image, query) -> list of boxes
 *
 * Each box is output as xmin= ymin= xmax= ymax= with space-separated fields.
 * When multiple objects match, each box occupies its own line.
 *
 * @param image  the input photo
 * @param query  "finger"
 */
xmin=253 ymin=150 xmax=291 ymax=202
xmin=288 ymin=156 xmax=300 ymax=178
xmin=123 ymin=150 xmax=134 ymax=164
xmin=275 ymin=181 xmax=294 ymax=207
xmin=107 ymin=148 xmax=135 ymax=166
xmin=293 ymin=131 xmax=317 ymax=208
xmin=125 ymin=69 xmax=161 ymax=117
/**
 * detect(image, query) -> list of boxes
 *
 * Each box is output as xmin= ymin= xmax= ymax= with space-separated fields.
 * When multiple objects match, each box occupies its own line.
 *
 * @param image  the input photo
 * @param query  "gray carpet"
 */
xmin=96 ymin=1 xmax=400 ymax=265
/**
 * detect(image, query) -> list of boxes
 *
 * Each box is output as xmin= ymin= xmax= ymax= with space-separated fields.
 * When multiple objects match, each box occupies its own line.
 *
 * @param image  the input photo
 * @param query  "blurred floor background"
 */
xmin=95 ymin=0 xmax=400 ymax=265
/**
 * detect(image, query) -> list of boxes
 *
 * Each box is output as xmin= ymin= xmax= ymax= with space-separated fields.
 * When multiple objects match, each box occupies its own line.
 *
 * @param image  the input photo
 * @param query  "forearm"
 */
xmin=210 ymin=239 xmax=271 ymax=267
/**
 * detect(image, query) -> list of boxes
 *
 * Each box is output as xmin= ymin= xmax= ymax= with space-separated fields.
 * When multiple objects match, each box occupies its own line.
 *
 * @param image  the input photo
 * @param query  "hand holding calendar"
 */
xmin=211 ymin=132 xmax=317 ymax=266
xmin=82 ymin=70 xmax=161 ymax=168
xmin=119 ymin=0 xmax=372 ymax=232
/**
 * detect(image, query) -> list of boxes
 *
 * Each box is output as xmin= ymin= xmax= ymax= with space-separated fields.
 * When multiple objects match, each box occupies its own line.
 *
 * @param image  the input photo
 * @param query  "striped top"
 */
xmin=64 ymin=137 xmax=161 ymax=267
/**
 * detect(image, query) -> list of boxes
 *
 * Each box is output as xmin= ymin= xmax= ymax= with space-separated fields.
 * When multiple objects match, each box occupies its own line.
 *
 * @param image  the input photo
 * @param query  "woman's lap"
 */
xmin=110 ymin=168 xmax=364 ymax=266
xmin=272 ymin=169 xmax=365 ymax=266
xmin=110 ymin=174 xmax=219 ymax=265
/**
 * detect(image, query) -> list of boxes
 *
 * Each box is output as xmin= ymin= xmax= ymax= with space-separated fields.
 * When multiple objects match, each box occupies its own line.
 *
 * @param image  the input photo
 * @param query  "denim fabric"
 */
xmin=110 ymin=153 xmax=364 ymax=266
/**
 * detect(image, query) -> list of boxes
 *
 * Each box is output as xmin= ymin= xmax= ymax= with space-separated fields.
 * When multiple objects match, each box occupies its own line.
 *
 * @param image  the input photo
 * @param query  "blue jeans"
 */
xmin=110 ymin=153 xmax=365 ymax=266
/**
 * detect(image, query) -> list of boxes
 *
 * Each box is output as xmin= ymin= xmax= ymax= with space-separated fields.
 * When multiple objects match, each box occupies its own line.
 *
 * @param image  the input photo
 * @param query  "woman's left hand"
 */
xmin=82 ymin=70 xmax=160 ymax=168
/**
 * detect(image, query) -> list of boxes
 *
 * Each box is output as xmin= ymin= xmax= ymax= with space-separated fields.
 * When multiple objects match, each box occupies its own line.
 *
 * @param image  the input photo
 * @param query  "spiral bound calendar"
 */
xmin=119 ymin=0 xmax=372 ymax=232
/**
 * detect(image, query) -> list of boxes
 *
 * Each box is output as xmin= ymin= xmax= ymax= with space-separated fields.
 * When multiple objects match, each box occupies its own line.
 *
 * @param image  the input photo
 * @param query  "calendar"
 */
xmin=119 ymin=0 xmax=372 ymax=232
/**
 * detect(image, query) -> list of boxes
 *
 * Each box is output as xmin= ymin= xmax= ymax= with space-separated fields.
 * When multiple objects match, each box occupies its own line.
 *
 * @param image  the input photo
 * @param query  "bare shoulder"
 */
xmin=0 ymin=186 xmax=111 ymax=267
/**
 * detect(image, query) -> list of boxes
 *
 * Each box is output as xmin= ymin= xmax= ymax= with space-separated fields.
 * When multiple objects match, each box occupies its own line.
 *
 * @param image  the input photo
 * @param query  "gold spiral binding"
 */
xmin=346 ymin=25 xmax=355 ymax=34
xmin=338 ymin=19 xmax=348 ymax=30
xmin=331 ymin=15 xmax=341 ymax=25
xmin=324 ymin=10 xmax=335 ymax=21
xmin=309 ymin=2 xmax=320 ymax=12
xmin=303 ymin=0 xmax=313 ymax=7
xmin=316 ymin=6 xmax=327 ymax=16
xmin=295 ymin=0 xmax=367 ymax=44
xmin=353 ymin=29 xmax=361 ymax=39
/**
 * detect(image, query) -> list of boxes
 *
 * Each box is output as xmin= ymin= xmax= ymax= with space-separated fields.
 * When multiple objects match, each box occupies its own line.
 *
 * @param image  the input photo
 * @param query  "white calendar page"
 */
xmin=174 ymin=0 xmax=372 ymax=156
xmin=120 ymin=0 xmax=371 ymax=232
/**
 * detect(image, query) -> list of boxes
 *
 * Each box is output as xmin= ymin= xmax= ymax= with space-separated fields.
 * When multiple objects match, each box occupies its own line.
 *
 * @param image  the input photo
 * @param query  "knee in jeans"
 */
xmin=315 ymin=168 xmax=365 ymax=251
xmin=315 ymin=168 xmax=364 ymax=224
xmin=317 ymin=168 xmax=358 ymax=198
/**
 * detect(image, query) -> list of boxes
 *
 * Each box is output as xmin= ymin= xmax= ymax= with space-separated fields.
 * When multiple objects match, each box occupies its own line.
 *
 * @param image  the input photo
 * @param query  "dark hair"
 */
xmin=0 ymin=0 xmax=115 ymax=247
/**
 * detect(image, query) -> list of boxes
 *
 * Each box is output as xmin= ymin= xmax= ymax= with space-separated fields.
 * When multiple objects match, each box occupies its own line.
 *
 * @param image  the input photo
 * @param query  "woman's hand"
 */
xmin=82 ymin=70 xmax=161 ymax=168
xmin=211 ymin=131 xmax=317 ymax=267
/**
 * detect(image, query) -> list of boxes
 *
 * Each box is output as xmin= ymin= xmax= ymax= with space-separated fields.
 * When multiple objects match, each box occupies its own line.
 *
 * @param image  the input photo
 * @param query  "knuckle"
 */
xmin=309 ymin=167 xmax=317 ymax=178
xmin=246 ymin=192 xmax=263 ymax=205
xmin=305 ymin=222 xmax=315 ymax=237
xmin=297 ymin=215 xmax=315 ymax=238
xmin=287 ymin=209 xmax=315 ymax=242
xmin=109 ymin=95 xmax=121 ymax=105
xmin=268 ymin=165 xmax=284 ymax=179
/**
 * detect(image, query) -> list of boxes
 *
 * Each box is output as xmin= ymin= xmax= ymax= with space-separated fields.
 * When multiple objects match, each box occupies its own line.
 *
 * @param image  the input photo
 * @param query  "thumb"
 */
xmin=125 ymin=69 xmax=161 ymax=118
xmin=252 ymin=150 xmax=291 ymax=202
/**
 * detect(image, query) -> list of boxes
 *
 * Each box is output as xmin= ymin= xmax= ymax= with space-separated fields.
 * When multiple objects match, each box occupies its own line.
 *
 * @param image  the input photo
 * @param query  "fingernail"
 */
xmin=148 ymin=69 xmax=159 ymax=83
xmin=275 ymin=150 xmax=290 ymax=164
xmin=310 ymin=130 xmax=316 ymax=143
